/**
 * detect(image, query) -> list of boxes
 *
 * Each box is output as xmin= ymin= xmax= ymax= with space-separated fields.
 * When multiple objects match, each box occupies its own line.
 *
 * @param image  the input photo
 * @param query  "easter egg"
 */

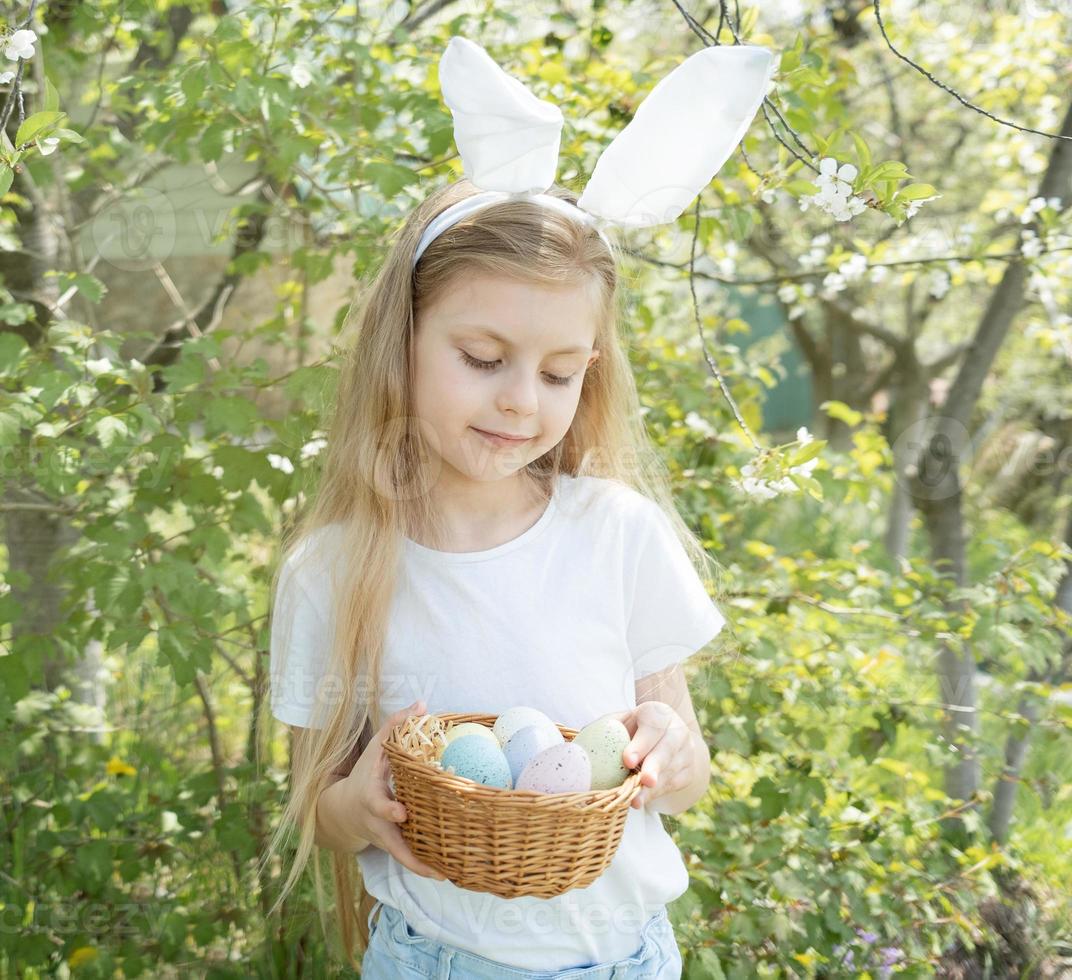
xmin=574 ymin=716 xmax=632 ymax=790
xmin=501 ymin=724 xmax=565 ymax=785
xmin=440 ymin=734 xmax=513 ymax=789
xmin=493 ymin=706 xmax=559 ymax=747
xmin=515 ymin=742 xmax=591 ymax=794
xmin=438 ymin=722 xmax=498 ymax=760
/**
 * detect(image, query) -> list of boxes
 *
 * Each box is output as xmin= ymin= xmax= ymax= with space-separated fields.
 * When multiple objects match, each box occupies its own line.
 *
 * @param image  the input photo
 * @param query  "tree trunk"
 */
xmin=987 ymin=506 xmax=1072 ymax=843
xmin=913 ymin=98 xmax=1072 ymax=809
xmin=884 ymin=350 xmax=928 ymax=562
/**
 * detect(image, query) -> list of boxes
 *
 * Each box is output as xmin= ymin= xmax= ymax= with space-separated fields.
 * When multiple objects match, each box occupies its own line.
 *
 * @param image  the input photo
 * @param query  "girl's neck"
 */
xmin=416 ymin=473 xmax=551 ymax=552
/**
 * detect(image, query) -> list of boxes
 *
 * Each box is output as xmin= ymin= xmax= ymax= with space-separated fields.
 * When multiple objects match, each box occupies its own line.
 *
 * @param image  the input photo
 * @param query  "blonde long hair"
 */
xmin=258 ymin=177 xmax=723 ymax=969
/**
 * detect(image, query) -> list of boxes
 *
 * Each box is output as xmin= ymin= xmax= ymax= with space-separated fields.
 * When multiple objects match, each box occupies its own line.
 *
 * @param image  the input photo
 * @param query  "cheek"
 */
xmin=414 ymin=350 xmax=473 ymax=416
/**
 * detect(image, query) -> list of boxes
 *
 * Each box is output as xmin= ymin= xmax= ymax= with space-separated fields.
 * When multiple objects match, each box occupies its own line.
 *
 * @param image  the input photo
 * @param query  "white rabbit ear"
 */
xmin=577 ymin=45 xmax=775 ymax=228
xmin=437 ymin=36 xmax=563 ymax=193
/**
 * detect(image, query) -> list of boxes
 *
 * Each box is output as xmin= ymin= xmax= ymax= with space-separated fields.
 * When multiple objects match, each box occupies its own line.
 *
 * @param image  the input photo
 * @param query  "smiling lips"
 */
xmin=472 ymin=427 xmax=534 ymax=446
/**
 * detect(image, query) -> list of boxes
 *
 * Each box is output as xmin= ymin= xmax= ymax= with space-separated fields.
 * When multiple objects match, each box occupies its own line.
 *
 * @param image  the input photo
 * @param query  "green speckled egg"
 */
xmin=574 ymin=716 xmax=631 ymax=790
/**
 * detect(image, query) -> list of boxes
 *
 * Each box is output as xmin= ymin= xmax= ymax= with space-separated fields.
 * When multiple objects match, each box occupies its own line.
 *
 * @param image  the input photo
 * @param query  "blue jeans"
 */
xmin=359 ymin=899 xmax=683 ymax=979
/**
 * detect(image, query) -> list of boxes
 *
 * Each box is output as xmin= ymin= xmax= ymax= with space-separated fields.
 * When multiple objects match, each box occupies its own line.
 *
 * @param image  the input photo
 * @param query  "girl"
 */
xmin=262 ymin=175 xmax=730 ymax=978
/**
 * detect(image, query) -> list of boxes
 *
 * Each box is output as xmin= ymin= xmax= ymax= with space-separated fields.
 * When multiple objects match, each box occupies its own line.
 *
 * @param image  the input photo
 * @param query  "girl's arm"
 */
xmin=315 ymin=774 xmax=373 ymax=853
xmin=289 ymin=719 xmax=374 ymax=852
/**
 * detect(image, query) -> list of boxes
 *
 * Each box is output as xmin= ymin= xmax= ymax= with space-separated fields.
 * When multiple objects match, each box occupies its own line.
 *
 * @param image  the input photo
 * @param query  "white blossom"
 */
xmin=760 ymin=188 xmax=777 ymax=204
xmin=0 ymin=70 xmax=14 ymax=84
xmin=290 ymin=63 xmax=313 ymax=88
xmin=739 ymin=476 xmax=779 ymax=500
xmin=904 ymin=194 xmax=940 ymax=220
xmin=37 ymin=136 xmax=59 ymax=156
xmin=300 ymin=436 xmax=328 ymax=460
xmin=1021 ymin=229 xmax=1044 ymax=258
xmin=716 ymin=240 xmax=738 ymax=278
xmin=3 ymin=29 xmax=37 ymax=61
xmin=684 ymin=411 xmax=716 ymax=438
xmin=928 ymin=269 xmax=951 ymax=299
xmin=1021 ymin=196 xmax=1048 ymax=223
xmin=777 ymin=283 xmax=797 ymax=303
xmin=803 ymin=157 xmax=869 ymax=223
xmin=797 ymin=426 xmax=813 ymax=446
xmin=838 ymin=253 xmax=869 ymax=281
xmin=267 ymin=453 xmax=295 ymax=474
xmin=820 ymin=272 xmax=846 ymax=298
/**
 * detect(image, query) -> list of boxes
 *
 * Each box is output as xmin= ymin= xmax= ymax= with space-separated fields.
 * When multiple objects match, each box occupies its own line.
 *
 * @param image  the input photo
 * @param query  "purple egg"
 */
xmin=516 ymin=742 xmax=591 ymax=794
xmin=502 ymin=724 xmax=564 ymax=784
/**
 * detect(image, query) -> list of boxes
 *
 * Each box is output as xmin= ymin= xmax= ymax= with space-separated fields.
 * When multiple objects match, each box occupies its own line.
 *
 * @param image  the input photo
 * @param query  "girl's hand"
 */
xmin=607 ymin=701 xmax=698 ymax=810
xmin=344 ymin=699 xmax=447 ymax=880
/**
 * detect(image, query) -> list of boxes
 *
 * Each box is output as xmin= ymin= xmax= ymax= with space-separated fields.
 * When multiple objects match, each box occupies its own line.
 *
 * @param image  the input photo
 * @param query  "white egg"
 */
xmin=493 ymin=706 xmax=559 ymax=747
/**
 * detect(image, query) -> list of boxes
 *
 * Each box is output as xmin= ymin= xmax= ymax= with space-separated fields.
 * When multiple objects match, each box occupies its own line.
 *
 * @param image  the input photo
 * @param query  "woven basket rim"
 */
xmin=383 ymin=710 xmax=642 ymax=804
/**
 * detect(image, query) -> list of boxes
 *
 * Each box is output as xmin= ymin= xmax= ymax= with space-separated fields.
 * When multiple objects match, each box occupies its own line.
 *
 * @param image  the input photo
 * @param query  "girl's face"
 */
xmin=412 ymin=271 xmax=601 ymax=484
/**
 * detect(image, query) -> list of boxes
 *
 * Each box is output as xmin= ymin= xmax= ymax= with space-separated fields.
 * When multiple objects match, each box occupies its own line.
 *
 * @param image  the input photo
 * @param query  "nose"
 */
xmin=496 ymin=365 xmax=540 ymax=417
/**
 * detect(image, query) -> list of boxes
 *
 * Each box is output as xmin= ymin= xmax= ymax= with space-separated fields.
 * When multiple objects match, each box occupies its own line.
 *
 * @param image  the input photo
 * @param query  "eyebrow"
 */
xmin=451 ymin=326 xmax=593 ymax=356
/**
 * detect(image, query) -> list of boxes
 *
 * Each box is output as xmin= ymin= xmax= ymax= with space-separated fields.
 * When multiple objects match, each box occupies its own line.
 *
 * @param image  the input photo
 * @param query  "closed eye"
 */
xmin=458 ymin=350 xmax=575 ymax=387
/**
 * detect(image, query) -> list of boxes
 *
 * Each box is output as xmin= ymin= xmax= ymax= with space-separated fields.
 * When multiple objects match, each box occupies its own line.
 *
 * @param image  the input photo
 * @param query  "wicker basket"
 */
xmin=382 ymin=711 xmax=642 ymax=899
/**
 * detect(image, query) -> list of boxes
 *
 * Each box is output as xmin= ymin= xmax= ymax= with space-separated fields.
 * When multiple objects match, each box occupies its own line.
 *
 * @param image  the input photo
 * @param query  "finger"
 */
xmin=603 ymin=709 xmax=636 ymax=737
xmin=370 ymin=793 xmax=408 ymax=824
xmin=622 ymin=723 xmax=666 ymax=771
xmin=379 ymin=699 xmax=428 ymax=739
xmin=380 ymin=823 xmax=447 ymax=881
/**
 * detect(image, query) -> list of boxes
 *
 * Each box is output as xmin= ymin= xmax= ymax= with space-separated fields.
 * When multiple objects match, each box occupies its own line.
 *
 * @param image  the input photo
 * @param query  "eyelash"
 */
xmin=458 ymin=351 xmax=575 ymax=387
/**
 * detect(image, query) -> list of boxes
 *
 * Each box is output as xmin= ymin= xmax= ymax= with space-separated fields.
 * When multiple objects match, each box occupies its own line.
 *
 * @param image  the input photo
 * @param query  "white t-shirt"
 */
xmin=270 ymin=472 xmax=726 ymax=970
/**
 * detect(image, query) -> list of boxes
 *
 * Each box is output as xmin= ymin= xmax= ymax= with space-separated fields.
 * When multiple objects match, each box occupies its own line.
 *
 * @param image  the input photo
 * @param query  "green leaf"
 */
xmin=70 ymin=272 xmax=107 ymax=303
xmin=752 ymin=776 xmax=787 ymax=820
xmin=74 ymin=840 xmax=112 ymax=890
xmin=726 ymin=207 xmax=754 ymax=242
xmin=820 ymin=400 xmax=863 ymax=426
xmin=788 ymin=439 xmax=825 ymax=467
xmin=0 ymin=410 xmax=23 ymax=446
xmin=0 ymin=653 xmax=30 ymax=711
xmin=897 ymin=182 xmax=938 ymax=201
xmin=784 ymin=179 xmax=818 ymax=197
xmin=852 ymin=131 xmax=872 ymax=170
xmin=364 ymin=161 xmax=419 ymax=198
xmin=0 ymin=332 xmax=28 ymax=373
xmin=200 ymin=121 xmax=229 ymax=162
xmin=202 ymin=396 xmax=261 ymax=438
xmin=695 ymin=949 xmax=728 ymax=979
xmin=865 ymin=160 xmax=912 ymax=184
xmin=0 ymin=166 xmax=13 ymax=197
xmin=44 ymin=74 xmax=60 ymax=113
xmin=15 ymin=111 xmax=66 ymax=148
xmin=95 ymin=415 xmax=129 ymax=449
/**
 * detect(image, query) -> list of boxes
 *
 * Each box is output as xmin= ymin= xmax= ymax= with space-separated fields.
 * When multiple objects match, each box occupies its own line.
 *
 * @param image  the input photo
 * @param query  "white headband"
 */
xmin=412 ymin=36 xmax=775 ymax=268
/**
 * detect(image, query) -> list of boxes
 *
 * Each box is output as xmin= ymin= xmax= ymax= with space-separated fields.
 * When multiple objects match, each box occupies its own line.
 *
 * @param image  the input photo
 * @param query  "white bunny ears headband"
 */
xmin=412 ymin=36 xmax=776 ymax=268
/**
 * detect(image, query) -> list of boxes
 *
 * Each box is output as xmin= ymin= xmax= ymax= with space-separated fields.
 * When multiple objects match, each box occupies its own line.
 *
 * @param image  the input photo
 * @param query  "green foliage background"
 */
xmin=1 ymin=1 xmax=1071 ymax=977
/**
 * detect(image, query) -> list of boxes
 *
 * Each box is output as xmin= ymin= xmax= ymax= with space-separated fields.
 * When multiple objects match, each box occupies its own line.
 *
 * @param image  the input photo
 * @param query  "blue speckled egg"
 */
xmin=516 ymin=742 xmax=591 ymax=794
xmin=439 ymin=734 xmax=513 ymax=789
xmin=502 ymin=724 xmax=564 ymax=785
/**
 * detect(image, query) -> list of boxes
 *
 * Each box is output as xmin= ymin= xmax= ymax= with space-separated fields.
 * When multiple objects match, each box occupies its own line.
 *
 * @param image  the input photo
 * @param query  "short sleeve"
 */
xmin=625 ymin=501 xmax=727 ymax=681
xmin=269 ymin=553 xmax=335 ymax=729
